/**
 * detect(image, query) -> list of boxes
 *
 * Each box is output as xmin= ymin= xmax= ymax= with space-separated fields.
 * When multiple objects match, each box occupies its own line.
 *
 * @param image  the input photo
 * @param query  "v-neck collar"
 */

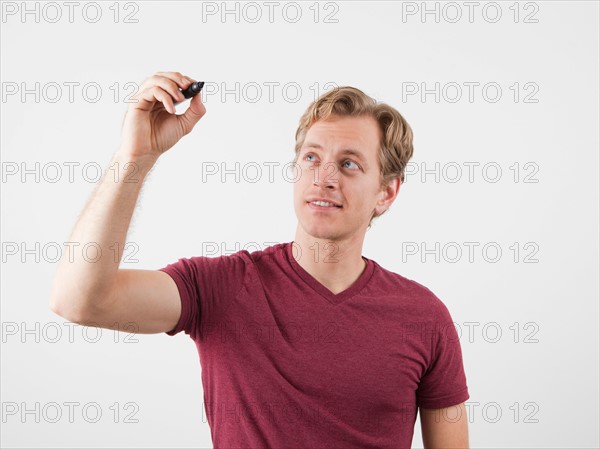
xmin=284 ymin=241 xmax=375 ymax=305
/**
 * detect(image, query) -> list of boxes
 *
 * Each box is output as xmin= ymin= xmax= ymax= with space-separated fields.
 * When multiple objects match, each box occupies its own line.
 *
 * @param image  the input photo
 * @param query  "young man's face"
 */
xmin=293 ymin=114 xmax=399 ymax=242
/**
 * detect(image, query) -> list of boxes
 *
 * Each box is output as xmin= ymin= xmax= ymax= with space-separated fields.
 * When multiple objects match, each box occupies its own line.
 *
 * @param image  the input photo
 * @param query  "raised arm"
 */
xmin=49 ymin=71 xmax=206 ymax=334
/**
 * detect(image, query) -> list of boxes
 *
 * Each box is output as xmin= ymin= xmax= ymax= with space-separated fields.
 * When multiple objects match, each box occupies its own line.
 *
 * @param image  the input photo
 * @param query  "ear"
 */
xmin=374 ymin=177 xmax=401 ymax=216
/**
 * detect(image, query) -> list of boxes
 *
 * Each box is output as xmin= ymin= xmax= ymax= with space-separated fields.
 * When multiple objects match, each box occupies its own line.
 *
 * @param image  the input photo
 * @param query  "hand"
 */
xmin=118 ymin=71 xmax=206 ymax=161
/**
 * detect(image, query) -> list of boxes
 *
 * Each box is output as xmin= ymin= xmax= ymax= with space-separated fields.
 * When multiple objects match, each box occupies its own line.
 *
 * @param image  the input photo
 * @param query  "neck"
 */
xmin=292 ymin=223 xmax=367 ymax=295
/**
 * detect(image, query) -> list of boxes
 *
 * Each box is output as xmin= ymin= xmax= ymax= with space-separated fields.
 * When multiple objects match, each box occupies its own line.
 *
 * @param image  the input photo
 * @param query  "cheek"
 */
xmin=299 ymin=164 xmax=313 ymax=182
xmin=292 ymin=177 xmax=308 ymax=203
xmin=296 ymin=166 xmax=314 ymax=188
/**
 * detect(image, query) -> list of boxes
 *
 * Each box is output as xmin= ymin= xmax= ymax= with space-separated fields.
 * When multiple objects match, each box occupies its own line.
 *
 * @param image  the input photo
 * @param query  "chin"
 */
xmin=303 ymin=222 xmax=343 ymax=241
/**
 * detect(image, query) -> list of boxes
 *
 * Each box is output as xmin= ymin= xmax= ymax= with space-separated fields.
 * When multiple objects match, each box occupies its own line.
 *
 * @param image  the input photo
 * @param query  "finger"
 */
xmin=155 ymin=71 xmax=196 ymax=88
xmin=136 ymin=86 xmax=176 ymax=114
xmin=175 ymin=76 xmax=201 ymax=104
xmin=177 ymin=92 xmax=206 ymax=134
xmin=135 ymin=75 xmax=183 ymax=105
xmin=140 ymin=75 xmax=186 ymax=104
xmin=154 ymin=71 xmax=198 ymax=102
xmin=150 ymin=72 xmax=200 ymax=106
xmin=136 ymin=71 xmax=194 ymax=99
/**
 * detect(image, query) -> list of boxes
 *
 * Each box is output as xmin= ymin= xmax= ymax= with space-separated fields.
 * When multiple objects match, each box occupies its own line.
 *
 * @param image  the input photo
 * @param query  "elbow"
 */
xmin=49 ymin=294 xmax=91 ymax=325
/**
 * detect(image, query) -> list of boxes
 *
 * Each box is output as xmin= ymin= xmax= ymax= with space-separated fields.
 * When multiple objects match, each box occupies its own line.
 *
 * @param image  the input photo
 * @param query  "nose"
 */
xmin=312 ymin=161 xmax=338 ymax=189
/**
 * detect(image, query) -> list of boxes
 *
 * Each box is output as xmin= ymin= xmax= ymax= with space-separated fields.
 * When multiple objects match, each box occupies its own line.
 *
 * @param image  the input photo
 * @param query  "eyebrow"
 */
xmin=303 ymin=142 xmax=368 ymax=166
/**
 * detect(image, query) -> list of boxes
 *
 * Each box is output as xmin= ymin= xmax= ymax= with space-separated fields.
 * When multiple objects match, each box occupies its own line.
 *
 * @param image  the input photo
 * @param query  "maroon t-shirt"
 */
xmin=159 ymin=241 xmax=469 ymax=448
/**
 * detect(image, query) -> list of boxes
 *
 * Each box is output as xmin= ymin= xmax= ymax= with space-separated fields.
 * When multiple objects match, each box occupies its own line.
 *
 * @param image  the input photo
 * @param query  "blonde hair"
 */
xmin=294 ymin=86 xmax=414 ymax=227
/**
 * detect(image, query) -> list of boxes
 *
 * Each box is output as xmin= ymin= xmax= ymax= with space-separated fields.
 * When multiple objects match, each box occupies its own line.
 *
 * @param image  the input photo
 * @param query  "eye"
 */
xmin=342 ymin=160 xmax=360 ymax=170
xmin=304 ymin=153 xmax=317 ymax=162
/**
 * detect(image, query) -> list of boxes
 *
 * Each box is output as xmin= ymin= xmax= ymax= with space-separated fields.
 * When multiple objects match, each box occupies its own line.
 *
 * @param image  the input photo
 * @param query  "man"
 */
xmin=50 ymin=71 xmax=470 ymax=448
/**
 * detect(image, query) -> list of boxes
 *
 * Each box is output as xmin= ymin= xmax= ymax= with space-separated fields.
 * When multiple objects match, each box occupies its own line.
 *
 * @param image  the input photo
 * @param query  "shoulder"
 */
xmin=372 ymin=260 xmax=437 ymax=298
xmin=243 ymin=241 xmax=290 ymax=265
xmin=183 ymin=242 xmax=289 ymax=274
xmin=371 ymin=260 xmax=447 ymax=314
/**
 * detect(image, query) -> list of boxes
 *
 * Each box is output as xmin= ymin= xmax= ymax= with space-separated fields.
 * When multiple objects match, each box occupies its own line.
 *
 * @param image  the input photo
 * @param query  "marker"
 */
xmin=180 ymin=81 xmax=205 ymax=99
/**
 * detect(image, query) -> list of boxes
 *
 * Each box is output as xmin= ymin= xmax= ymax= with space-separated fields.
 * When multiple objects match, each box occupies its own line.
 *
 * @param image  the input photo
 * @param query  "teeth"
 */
xmin=311 ymin=201 xmax=337 ymax=207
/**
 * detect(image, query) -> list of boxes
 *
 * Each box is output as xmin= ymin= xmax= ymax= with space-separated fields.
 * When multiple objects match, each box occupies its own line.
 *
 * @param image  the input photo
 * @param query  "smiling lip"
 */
xmin=306 ymin=198 xmax=342 ymax=207
xmin=307 ymin=201 xmax=342 ymax=211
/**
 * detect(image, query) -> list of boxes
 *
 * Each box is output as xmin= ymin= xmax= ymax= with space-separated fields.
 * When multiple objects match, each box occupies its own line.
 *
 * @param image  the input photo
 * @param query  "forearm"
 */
xmin=49 ymin=150 xmax=157 ymax=319
xmin=49 ymin=70 xmax=206 ymax=321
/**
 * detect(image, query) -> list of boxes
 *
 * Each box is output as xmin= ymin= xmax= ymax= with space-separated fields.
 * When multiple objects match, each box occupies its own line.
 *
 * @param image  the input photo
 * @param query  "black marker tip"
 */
xmin=181 ymin=81 xmax=205 ymax=99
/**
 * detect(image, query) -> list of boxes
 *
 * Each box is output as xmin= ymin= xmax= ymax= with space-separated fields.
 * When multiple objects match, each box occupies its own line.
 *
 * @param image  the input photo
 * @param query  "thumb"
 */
xmin=178 ymin=93 xmax=206 ymax=135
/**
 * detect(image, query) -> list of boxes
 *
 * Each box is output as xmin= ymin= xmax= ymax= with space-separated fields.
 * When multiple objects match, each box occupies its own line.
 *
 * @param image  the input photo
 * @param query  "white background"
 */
xmin=1 ymin=1 xmax=599 ymax=447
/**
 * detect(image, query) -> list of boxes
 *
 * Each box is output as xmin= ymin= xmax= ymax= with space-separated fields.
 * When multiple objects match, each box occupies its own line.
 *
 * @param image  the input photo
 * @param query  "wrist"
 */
xmin=112 ymin=151 xmax=158 ymax=176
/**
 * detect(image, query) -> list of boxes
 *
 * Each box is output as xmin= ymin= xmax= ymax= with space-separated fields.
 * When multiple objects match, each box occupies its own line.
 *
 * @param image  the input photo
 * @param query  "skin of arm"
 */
xmin=48 ymin=152 xmax=157 ymax=323
xmin=49 ymin=71 xmax=205 ymax=329
xmin=420 ymin=402 xmax=469 ymax=449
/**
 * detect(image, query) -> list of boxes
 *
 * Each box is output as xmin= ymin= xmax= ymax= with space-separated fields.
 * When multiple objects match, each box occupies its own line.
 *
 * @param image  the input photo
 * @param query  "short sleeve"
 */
xmin=158 ymin=252 xmax=247 ymax=339
xmin=416 ymin=298 xmax=470 ymax=409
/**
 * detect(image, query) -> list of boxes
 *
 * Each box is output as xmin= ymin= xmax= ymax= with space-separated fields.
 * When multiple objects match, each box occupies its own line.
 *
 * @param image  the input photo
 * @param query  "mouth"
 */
xmin=307 ymin=201 xmax=343 ymax=210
